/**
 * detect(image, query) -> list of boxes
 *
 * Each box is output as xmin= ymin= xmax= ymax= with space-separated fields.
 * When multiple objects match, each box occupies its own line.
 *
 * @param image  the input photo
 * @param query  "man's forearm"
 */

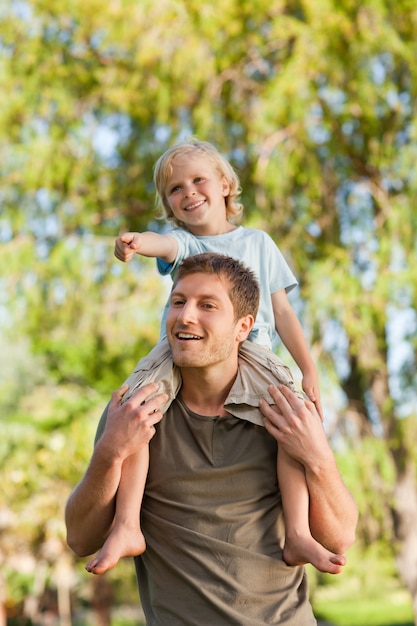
xmin=65 ymin=445 xmax=123 ymax=557
xmin=306 ymin=454 xmax=358 ymax=554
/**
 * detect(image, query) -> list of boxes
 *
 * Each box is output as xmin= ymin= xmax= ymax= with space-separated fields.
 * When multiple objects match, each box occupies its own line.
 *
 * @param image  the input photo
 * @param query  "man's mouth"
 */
xmin=177 ymin=332 xmax=202 ymax=340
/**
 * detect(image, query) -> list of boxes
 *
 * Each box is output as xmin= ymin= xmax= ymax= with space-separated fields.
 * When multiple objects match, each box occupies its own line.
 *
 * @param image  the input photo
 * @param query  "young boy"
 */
xmin=86 ymin=140 xmax=345 ymax=576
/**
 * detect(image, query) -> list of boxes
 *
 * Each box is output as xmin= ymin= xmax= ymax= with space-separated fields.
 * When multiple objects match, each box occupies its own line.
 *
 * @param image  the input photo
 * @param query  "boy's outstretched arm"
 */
xmin=114 ymin=231 xmax=178 ymax=264
xmin=271 ymin=289 xmax=324 ymax=420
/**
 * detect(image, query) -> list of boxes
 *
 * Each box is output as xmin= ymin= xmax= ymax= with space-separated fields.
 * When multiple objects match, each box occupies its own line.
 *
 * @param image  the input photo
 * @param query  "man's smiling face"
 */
xmin=166 ymin=272 xmax=247 ymax=370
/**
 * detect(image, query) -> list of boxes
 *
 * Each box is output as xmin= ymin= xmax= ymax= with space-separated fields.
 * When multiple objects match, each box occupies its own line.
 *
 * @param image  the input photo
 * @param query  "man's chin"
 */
xmin=172 ymin=356 xmax=201 ymax=368
xmin=171 ymin=349 xmax=206 ymax=368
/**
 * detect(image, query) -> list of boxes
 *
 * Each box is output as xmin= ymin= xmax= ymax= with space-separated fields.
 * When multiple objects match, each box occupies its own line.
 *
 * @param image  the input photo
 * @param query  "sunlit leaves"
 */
xmin=1 ymin=0 xmax=417 ymax=616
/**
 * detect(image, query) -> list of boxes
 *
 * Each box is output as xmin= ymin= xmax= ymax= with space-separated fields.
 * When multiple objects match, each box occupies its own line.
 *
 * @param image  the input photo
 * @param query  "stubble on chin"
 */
xmin=171 ymin=338 xmax=235 ymax=369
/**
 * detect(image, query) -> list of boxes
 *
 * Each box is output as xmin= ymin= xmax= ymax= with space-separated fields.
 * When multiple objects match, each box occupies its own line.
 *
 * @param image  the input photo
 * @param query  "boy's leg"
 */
xmin=235 ymin=341 xmax=347 ymax=573
xmin=86 ymin=340 xmax=181 ymax=575
xmin=86 ymin=448 xmax=149 ymax=575
xmin=278 ymin=447 xmax=346 ymax=574
xmin=121 ymin=338 xmax=181 ymax=411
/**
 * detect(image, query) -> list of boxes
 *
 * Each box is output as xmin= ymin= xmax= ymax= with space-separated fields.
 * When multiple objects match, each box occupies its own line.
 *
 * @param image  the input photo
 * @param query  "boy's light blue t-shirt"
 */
xmin=157 ymin=226 xmax=298 ymax=349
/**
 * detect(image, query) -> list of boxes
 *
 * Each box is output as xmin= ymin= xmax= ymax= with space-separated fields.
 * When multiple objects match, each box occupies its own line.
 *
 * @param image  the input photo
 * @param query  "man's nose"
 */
xmin=177 ymin=301 xmax=198 ymax=323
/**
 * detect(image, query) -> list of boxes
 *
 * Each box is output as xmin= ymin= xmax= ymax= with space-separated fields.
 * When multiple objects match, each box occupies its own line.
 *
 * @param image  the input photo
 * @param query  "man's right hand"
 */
xmin=98 ymin=383 xmax=168 ymax=462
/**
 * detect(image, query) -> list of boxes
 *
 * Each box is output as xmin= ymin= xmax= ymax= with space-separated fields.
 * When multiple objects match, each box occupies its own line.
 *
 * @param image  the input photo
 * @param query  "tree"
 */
xmin=1 ymin=0 xmax=417 ymax=620
xmin=239 ymin=1 xmax=417 ymax=617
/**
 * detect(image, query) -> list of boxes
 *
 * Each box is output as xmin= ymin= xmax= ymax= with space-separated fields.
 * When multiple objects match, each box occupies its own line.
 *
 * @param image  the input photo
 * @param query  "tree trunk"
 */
xmin=391 ymin=454 xmax=417 ymax=624
xmin=91 ymin=576 xmax=114 ymax=626
xmin=343 ymin=343 xmax=417 ymax=624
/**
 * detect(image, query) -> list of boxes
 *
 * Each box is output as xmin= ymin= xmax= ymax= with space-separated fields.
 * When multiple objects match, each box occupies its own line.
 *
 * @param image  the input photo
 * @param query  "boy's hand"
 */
xmin=114 ymin=232 xmax=140 ymax=262
xmin=301 ymin=373 xmax=324 ymax=422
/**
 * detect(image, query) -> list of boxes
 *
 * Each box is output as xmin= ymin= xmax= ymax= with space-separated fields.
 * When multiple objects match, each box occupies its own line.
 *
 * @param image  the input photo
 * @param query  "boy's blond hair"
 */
xmin=153 ymin=140 xmax=243 ymax=227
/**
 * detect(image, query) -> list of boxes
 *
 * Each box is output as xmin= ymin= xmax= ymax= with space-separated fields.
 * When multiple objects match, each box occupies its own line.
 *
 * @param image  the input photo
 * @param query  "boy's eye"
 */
xmin=194 ymin=177 xmax=204 ymax=183
xmin=170 ymin=185 xmax=181 ymax=193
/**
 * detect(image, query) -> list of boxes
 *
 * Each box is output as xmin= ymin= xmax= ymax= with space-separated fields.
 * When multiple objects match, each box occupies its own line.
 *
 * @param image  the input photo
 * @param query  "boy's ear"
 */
xmin=221 ymin=176 xmax=231 ymax=197
xmin=236 ymin=315 xmax=254 ymax=342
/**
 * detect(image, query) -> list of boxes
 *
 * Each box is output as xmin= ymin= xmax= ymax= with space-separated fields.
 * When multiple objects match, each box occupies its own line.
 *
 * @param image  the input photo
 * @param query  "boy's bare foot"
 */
xmin=283 ymin=534 xmax=346 ymax=575
xmin=86 ymin=525 xmax=146 ymax=575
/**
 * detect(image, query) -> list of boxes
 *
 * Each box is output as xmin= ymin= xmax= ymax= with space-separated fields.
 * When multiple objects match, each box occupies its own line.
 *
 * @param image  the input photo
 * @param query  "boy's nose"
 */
xmin=184 ymin=186 xmax=196 ymax=197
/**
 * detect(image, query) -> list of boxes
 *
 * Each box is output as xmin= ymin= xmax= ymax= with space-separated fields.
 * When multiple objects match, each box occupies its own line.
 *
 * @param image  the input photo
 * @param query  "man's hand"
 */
xmin=259 ymin=384 xmax=332 ymax=470
xmin=98 ymin=383 xmax=168 ymax=462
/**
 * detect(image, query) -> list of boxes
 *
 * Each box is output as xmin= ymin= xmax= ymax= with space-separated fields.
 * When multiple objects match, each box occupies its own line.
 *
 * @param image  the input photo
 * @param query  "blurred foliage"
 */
xmin=1 ymin=0 xmax=417 ymax=623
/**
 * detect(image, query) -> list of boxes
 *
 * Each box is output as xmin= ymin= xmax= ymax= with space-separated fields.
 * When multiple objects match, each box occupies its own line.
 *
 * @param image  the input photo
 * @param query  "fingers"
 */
xmin=128 ymin=383 xmax=168 ymax=413
xmin=272 ymin=384 xmax=320 ymax=415
xmin=110 ymin=384 xmax=129 ymax=406
xmin=267 ymin=384 xmax=304 ymax=413
xmin=259 ymin=396 xmax=278 ymax=420
xmin=259 ymin=396 xmax=286 ymax=440
xmin=261 ymin=407 xmax=283 ymax=440
xmin=259 ymin=384 xmax=320 ymax=433
xmin=135 ymin=390 xmax=167 ymax=444
xmin=112 ymin=383 xmax=168 ymax=415
xmin=120 ymin=232 xmax=135 ymax=245
xmin=144 ymin=395 xmax=168 ymax=424
xmin=114 ymin=233 xmax=137 ymax=261
xmin=314 ymin=397 xmax=325 ymax=422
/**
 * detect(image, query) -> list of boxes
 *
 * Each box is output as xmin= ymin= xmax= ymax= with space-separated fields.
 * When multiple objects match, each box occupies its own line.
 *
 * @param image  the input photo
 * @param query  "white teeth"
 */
xmin=178 ymin=333 xmax=201 ymax=339
xmin=185 ymin=200 xmax=204 ymax=211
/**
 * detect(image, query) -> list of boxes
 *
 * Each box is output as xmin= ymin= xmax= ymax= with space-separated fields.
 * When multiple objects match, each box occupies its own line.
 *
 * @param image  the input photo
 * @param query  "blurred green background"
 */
xmin=1 ymin=0 xmax=417 ymax=624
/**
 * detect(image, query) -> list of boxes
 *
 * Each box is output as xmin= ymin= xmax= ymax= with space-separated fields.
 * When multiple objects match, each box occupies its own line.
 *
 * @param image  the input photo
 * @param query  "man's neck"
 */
xmin=179 ymin=362 xmax=238 ymax=417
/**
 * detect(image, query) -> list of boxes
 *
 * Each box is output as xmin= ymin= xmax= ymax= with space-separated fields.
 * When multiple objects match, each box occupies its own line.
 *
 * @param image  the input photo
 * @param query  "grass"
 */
xmin=81 ymin=590 xmax=414 ymax=626
xmin=309 ymin=543 xmax=415 ymax=626
xmin=314 ymin=594 xmax=414 ymax=626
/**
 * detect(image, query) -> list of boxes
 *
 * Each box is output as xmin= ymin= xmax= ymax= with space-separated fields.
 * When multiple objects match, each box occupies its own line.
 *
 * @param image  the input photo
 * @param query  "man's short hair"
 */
xmin=173 ymin=252 xmax=260 ymax=321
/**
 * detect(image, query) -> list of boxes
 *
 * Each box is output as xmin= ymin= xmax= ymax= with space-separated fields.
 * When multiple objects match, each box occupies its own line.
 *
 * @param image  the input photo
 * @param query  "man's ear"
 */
xmin=236 ymin=315 xmax=254 ymax=342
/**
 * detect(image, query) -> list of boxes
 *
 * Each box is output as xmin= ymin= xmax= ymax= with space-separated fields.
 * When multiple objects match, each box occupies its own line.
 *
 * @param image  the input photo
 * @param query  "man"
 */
xmin=66 ymin=253 xmax=357 ymax=625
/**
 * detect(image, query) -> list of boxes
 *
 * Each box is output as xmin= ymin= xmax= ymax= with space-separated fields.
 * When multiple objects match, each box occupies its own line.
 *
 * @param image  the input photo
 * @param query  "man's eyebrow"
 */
xmin=170 ymin=290 xmax=221 ymax=301
xmin=170 ymin=289 xmax=184 ymax=298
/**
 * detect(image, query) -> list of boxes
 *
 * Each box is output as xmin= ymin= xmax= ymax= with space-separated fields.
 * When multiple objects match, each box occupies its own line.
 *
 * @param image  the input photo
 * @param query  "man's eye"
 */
xmin=202 ymin=303 xmax=215 ymax=309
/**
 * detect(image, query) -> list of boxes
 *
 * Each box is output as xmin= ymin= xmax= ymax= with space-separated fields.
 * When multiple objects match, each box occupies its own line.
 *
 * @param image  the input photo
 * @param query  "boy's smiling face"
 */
xmin=165 ymin=155 xmax=231 ymax=236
